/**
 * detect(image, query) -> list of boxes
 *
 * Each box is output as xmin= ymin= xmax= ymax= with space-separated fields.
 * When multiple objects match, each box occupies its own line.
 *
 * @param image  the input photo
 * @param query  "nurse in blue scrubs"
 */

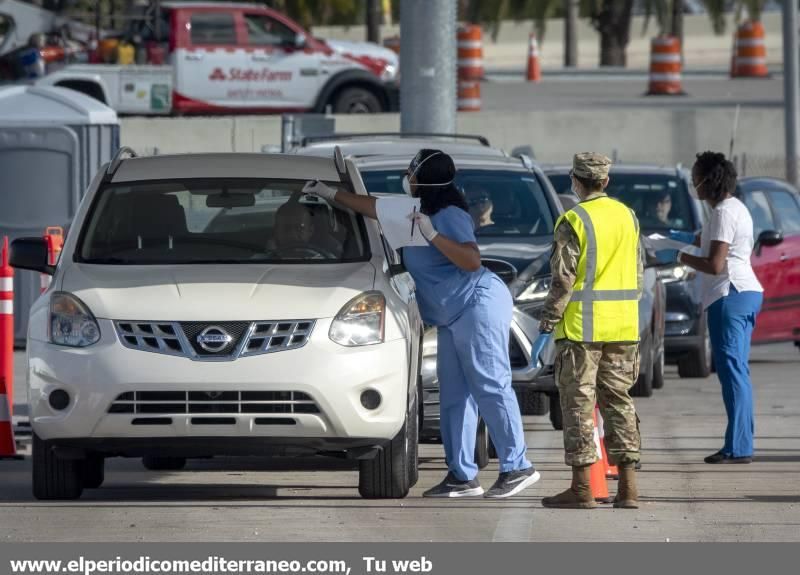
xmin=304 ymin=149 xmax=540 ymax=498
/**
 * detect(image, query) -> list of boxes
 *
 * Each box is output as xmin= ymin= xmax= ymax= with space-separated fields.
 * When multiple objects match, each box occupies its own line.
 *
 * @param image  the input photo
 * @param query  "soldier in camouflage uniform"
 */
xmin=536 ymin=153 xmax=643 ymax=509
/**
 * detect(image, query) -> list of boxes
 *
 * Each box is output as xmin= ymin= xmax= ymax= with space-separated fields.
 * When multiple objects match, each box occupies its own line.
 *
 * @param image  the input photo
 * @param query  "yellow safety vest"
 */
xmin=554 ymin=195 xmax=640 ymax=343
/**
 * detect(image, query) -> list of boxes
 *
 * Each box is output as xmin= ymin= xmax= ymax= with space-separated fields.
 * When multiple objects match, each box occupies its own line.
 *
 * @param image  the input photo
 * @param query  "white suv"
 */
xmin=11 ymin=148 xmax=422 ymax=500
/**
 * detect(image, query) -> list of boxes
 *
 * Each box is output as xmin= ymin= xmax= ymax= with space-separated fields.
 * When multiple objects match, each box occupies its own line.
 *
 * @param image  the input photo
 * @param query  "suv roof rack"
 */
xmin=300 ymin=132 xmax=491 ymax=147
xmin=105 ymin=147 xmax=138 ymax=181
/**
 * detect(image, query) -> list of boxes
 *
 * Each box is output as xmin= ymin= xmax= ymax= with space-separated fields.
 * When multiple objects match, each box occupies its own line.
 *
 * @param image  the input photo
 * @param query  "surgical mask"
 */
xmin=402 ymin=151 xmax=454 ymax=196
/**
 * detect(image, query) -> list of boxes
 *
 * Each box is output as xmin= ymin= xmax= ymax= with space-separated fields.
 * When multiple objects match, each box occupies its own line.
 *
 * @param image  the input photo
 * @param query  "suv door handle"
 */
xmin=185 ymin=53 xmax=204 ymax=61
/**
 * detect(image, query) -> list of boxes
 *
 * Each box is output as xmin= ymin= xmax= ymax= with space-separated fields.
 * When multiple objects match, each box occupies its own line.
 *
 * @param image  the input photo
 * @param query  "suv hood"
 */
xmin=61 ymin=263 xmax=376 ymax=321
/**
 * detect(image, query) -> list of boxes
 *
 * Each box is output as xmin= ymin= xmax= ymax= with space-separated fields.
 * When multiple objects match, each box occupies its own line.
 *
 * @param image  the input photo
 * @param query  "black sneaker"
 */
xmin=422 ymin=472 xmax=484 ymax=498
xmin=484 ymin=466 xmax=541 ymax=499
xmin=704 ymin=451 xmax=753 ymax=464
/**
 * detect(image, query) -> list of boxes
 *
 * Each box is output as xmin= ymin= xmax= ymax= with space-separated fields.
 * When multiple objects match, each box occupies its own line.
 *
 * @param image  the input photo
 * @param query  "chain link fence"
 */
xmin=732 ymin=154 xmax=796 ymax=183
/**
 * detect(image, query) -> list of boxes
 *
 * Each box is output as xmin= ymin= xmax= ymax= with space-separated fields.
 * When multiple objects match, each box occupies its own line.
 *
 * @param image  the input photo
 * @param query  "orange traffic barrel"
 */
xmin=383 ymin=35 xmax=400 ymax=55
xmin=457 ymin=25 xmax=483 ymax=81
xmin=457 ymin=80 xmax=481 ymax=112
xmin=526 ymin=33 xmax=541 ymax=82
xmin=733 ymin=21 xmax=768 ymax=78
xmin=647 ymin=35 xmax=684 ymax=96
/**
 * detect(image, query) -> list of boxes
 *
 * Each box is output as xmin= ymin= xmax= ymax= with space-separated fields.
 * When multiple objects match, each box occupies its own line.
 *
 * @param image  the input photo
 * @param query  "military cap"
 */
xmin=572 ymin=152 xmax=612 ymax=180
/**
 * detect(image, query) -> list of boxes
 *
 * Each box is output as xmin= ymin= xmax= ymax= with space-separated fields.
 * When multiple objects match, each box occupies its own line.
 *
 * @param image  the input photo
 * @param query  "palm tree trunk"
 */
xmin=594 ymin=0 xmax=635 ymax=67
xmin=564 ymin=0 xmax=579 ymax=67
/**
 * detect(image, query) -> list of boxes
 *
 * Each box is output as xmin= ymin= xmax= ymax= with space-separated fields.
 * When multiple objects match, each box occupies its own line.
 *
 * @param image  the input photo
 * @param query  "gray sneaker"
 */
xmin=422 ymin=472 xmax=484 ymax=498
xmin=484 ymin=467 xmax=541 ymax=499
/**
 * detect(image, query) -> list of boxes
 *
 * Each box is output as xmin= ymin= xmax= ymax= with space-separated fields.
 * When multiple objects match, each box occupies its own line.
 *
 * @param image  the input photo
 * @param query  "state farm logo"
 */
xmin=209 ymin=67 xmax=227 ymax=81
xmin=208 ymin=67 xmax=293 ymax=82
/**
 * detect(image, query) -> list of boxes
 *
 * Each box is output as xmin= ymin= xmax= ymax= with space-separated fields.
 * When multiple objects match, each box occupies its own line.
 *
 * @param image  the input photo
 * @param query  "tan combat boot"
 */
xmin=613 ymin=465 xmax=639 ymax=509
xmin=541 ymin=465 xmax=597 ymax=509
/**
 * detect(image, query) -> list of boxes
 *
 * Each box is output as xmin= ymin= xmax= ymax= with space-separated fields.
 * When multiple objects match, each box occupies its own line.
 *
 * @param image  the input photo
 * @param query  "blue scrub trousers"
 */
xmin=707 ymin=286 xmax=763 ymax=458
xmin=437 ymin=274 xmax=532 ymax=481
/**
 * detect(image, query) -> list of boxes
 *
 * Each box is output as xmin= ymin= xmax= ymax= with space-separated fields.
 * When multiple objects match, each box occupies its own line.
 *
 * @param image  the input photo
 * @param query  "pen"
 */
xmin=411 ymin=206 xmax=416 ymax=239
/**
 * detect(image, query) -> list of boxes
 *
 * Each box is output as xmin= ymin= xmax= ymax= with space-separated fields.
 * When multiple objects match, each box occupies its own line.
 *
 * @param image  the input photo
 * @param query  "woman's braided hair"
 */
xmin=693 ymin=151 xmax=738 ymax=203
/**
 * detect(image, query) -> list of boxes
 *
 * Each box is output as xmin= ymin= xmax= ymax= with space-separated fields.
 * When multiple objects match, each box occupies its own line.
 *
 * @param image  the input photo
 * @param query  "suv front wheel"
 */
xmin=358 ymin=392 xmax=418 ymax=499
xmin=678 ymin=318 xmax=712 ymax=378
xmin=32 ymin=433 xmax=84 ymax=500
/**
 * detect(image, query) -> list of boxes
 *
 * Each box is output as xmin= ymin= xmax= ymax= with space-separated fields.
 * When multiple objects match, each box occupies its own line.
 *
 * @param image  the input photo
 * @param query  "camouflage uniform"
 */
xmin=537 ymin=156 xmax=643 ymax=468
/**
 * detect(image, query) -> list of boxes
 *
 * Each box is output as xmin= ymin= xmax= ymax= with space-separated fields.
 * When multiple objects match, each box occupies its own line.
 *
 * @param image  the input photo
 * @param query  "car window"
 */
xmin=743 ymin=190 xmax=775 ymax=237
xmin=546 ymin=173 xmax=572 ymax=197
xmin=769 ymin=190 xmax=800 ymax=236
xmin=78 ymin=179 xmax=369 ymax=264
xmin=244 ymin=14 xmax=296 ymax=46
xmin=0 ymin=14 xmax=13 ymax=52
xmin=360 ymin=168 xmax=556 ymax=237
xmin=604 ymin=174 xmax=695 ymax=232
xmin=190 ymin=12 xmax=236 ymax=45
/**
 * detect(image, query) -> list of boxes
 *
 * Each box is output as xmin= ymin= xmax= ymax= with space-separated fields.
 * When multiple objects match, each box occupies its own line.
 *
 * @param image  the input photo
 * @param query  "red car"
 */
xmin=737 ymin=177 xmax=800 ymax=346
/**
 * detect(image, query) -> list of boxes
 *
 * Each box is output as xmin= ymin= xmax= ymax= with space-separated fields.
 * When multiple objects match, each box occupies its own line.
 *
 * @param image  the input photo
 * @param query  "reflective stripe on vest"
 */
xmin=554 ymin=196 xmax=640 ymax=342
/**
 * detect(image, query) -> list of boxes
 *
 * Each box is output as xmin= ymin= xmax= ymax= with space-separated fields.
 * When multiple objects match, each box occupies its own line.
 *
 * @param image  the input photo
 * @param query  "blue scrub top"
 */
xmin=403 ymin=206 xmax=484 ymax=327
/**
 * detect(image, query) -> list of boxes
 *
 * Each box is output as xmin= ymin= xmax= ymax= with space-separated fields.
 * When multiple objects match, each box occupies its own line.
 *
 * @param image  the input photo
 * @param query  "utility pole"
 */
xmin=400 ymin=0 xmax=457 ymax=133
xmin=564 ymin=0 xmax=578 ymax=67
xmin=783 ymin=0 xmax=799 ymax=186
xmin=366 ymin=0 xmax=381 ymax=44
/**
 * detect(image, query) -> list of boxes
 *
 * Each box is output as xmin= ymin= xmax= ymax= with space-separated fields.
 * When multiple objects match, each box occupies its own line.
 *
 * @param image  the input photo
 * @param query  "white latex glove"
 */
xmin=302 ymin=179 xmax=337 ymax=202
xmin=409 ymin=211 xmax=438 ymax=242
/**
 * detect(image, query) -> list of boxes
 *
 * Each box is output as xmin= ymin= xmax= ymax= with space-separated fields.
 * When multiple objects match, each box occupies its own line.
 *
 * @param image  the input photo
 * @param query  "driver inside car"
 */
xmin=269 ymin=193 xmax=340 ymax=259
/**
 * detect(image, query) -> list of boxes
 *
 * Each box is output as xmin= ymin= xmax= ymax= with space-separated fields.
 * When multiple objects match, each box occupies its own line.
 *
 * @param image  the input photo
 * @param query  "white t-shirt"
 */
xmin=699 ymin=197 xmax=763 ymax=309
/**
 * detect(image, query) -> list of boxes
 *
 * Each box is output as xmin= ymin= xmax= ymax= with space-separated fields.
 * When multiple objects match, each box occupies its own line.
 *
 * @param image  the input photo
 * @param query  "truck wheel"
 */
xmin=678 ymin=319 xmax=712 ymax=378
xmin=631 ymin=335 xmax=654 ymax=398
xmin=474 ymin=418 xmax=489 ymax=470
xmin=548 ymin=393 xmax=563 ymax=431
xmin=333 ymin=87 xmax=382 ymax=114
xmin=82 ymin=456 xmax=105 ymax=489
xmin=516 ymin=389 xmax=549 ymax=416
xmin=32 ymin=433 xmax=84 ymax=500
xmin=142 ymin=456 xmax=187 ymax=471
xmin=358 ymin=392 xmax=417 ymax=499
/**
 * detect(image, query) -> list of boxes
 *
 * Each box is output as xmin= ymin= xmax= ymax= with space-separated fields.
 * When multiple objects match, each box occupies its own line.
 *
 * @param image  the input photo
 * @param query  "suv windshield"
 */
xmin=548 ymin=172 xmax=695 ymax=232
xmin=78 ymin=179 xmax=368 ymax=264
xmin=361 ymin=168 xmax=555 ymax=237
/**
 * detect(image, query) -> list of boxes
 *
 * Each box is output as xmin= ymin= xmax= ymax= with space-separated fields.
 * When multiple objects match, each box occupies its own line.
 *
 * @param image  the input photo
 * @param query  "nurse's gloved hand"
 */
xmin=410 ymin=212 xmax=438 ymax=242
xmin=302 ymin=180 xmax=337 ymax=202
xmin=669 ymin=229 xmax=696 ymax=245
xmin=530 ymin=332 xmax=553 ymax=369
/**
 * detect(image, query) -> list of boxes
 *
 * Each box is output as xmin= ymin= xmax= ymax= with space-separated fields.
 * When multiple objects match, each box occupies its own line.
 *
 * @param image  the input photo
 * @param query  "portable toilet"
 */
xmin=0 ymin=85 xmax=119 ymax=344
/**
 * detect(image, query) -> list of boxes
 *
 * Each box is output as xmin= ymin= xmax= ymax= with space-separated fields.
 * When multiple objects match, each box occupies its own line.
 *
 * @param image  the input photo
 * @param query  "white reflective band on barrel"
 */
xmin=457 ymin=40 xmax=482 ymax=49
xmin=458 ymin=99 xmax=482 ymax=108
xmin=0 ymin=397 xmax=10 ymax=422
xmin=736 ymin=38 xmax=765 ymax=47
xmin=0 ymin=300 xmax=12 ymax=315
xmin=457 ymin=58 xmax=483 ymax=68
xmin=651 ymin=53 xmax=681 ymax=63
xmin=0 ymin=278 xmax=11 ymax=291
xmin=650 ymin=73 xmax=682 ymax=82
xmin=736 ymin=57 xmax=767 ymax=65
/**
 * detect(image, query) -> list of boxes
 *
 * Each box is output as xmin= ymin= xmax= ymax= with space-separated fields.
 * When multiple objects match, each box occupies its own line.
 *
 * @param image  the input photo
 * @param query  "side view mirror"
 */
xmin=283 ymin=33 xmax=306 ymax=50
xmin=10 ymin=237 xmax=54 ymax=275
xmin=755 ymin=229 xmax=783 ymax=256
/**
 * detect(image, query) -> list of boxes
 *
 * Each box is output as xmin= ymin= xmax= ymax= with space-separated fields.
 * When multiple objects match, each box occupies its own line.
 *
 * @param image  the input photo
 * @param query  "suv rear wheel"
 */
xmin=358 ymin=391 xmax=418 ymax=498
xmin=474 ymin=418 xmax=489 ymax=469
xmin=32 ymin=433 xmax=83 ymax=500
xmin=516 ymin=389 xmax=549 ymax=416
xmin=549 ymin=393 xmax=563 ymax=430
xmin=678 ymin=319 xmax=712 ymax=378
xmin=631 ymin=334 xmax=654 ymax=397
xmin=333 ymin=86 xmax=383 ymax=114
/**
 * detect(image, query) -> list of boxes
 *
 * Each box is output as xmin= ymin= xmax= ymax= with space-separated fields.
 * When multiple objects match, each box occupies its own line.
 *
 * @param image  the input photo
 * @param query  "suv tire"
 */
xmin=517 ymin=389 xmax=549 ymax=416
xmin=652 ymin=346 xmax=666 ymax=390
xmin=631 ymin=335 xmax=654 ymax=397
xmin=333 ymin=87 xmax=383 ymax=114
xmin=678 ymin=319 xmax=712 ymax=378
xmin=358 ymin=392 xmax=417 ymax=499
xmin=32 ymin=433 xmax=84 ymax=500
xmin=142 ymin=456 xmax=187 ymax=471
xmin=82 ymin=456 xmax=105 ymax=489
xmin=548 ymin=393 xmax=563 ymax=430
xmin=475 ymin=418 xmax=489 ymax=469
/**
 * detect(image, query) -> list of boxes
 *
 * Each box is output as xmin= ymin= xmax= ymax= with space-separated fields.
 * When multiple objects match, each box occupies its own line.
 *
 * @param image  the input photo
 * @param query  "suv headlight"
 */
xmin=329 ymin=291 xmax=385 ymax=347
xmin=50 ymin=292 xmax=101 ymax=347
xmin=516 ymin=276 xmax=552 ymax=303
xmin=657 ymin=263 xmax=696 ymax=284
xmin=381 ymin=64 xmax=398 ymax=82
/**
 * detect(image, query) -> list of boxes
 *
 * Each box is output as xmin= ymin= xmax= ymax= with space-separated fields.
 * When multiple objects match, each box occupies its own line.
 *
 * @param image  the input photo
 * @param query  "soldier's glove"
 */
xmin=302 ymin=180 xmax=338 ymax=202
xmin=668 ymin=229 xmax=696 ymax=245
xmin=530 ymin=332 xmax=553 ymax=369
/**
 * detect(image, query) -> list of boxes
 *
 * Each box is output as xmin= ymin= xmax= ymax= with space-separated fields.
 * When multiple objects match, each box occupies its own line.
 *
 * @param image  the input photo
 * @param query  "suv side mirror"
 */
xmin=10 ymin=237 xmax=54 ymax=275
xmin=283 ymin=33 xmax=306 ymax=50
xmin=755 ymin=229 xmax=783 ymax=256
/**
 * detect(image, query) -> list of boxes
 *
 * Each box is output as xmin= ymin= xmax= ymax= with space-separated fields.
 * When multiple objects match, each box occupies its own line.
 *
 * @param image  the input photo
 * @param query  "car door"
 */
xmin=765 ymin=186 xmax=800 ymax=341
xmin=240 ymin=10 xmax=322 ymax=110
xmin=173 ymin=8 xmax=241 ymax=110
xmin=742 ymin=189 xmax=784 ymax=342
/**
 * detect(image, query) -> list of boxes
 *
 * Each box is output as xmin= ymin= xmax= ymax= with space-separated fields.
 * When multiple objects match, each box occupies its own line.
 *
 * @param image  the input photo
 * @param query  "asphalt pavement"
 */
xmin=479 ymin=75 xmax=782 ymax=112
xmin=2 ymin=344 xmax=798 ymax=542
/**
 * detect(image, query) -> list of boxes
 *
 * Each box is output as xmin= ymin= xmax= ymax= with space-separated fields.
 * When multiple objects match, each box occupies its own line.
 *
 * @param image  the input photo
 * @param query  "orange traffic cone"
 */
xmin=596 ymin=406 xmax=619 ymax=480
xmin=590 ymin=407 xmax=612 ymax=502
xmin=0 ymin=375 xmax=20 ymax=459
xmin=526 ymin=33 xmax=541 ymax=82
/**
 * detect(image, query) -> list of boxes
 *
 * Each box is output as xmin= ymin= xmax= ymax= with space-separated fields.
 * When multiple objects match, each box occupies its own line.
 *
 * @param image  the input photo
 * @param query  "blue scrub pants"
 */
xmin=437 ymin=274 xmax=532 ymax=481
xmin=707 ymin=287 xmax=763 ymax=458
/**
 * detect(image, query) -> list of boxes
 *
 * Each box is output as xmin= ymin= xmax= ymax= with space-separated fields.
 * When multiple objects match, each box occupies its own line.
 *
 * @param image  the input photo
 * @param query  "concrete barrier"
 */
xmin=121 ymin=107 xmax=782 ymax=173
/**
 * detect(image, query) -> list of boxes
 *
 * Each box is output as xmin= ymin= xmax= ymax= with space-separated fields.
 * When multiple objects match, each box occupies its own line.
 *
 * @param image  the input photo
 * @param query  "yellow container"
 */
xmin=116 ymin=42 xmax=135 ymax=66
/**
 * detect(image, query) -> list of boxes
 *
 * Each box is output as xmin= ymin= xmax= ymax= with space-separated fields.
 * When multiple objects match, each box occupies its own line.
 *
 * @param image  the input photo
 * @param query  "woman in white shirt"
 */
xmin=678 ymin=152 xmax=763 ymax=464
